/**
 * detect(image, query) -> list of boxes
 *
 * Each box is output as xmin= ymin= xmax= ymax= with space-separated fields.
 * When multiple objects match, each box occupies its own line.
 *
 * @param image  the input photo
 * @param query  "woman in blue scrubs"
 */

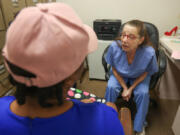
xmin=105 ymin=20 xmax=158 ymax=135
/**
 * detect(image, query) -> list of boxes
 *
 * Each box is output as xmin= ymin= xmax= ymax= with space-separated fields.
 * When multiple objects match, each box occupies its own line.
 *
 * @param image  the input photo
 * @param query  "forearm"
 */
xmin=112 ymin=67 xmax=127 ymax=89
xmin=129 ymin=72 xmax=148 ymax=91
xmin=81 ymin=100 xmax=118 ymax=112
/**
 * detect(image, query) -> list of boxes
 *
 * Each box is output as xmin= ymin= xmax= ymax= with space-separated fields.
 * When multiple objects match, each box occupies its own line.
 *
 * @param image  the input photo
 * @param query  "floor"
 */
xmin=76 ymin=71 xmax=180 ymax=135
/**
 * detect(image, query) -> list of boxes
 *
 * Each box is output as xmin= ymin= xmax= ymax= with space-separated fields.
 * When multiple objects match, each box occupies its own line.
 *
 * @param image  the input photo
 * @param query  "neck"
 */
xmin=126 ymin=49 xmax=137 ymax=65
xmin=10 ymin=97 xmax=73 ymax=119
xmin=126 ymin=48 xmax=137 ymax=57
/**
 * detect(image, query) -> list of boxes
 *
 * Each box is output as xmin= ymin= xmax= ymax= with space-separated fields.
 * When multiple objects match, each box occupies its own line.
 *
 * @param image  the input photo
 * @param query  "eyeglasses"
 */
xmin=120 ymin=33 xmax=139 ymax=40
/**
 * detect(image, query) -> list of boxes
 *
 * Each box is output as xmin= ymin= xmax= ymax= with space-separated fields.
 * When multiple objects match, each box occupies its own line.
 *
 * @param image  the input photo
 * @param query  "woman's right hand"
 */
xmin=122 ymin=88 xmax=132 ymax=102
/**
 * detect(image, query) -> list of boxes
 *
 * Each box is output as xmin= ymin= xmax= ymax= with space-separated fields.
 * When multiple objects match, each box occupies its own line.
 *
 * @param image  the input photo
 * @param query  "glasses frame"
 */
xmin=120 ymin=33 xmax=139 ymax=40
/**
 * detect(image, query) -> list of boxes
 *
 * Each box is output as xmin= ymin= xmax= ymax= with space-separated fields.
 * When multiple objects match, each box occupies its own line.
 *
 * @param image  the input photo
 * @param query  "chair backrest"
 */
xmin=144 ymin=22 xmax=159 ymax=51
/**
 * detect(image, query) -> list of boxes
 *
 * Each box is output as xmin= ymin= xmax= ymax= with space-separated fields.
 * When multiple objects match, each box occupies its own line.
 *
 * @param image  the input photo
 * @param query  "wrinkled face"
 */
xmin=120 ymin=24 xmax=144 ymax=53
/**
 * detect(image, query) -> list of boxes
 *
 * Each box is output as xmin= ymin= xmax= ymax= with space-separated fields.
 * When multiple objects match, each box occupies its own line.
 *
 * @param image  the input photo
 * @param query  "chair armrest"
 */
xmin=105 ymin=64 xmax=111 ymax=80
xmin=119 ymin=107 xmax=133 ymax=135
xmin=158 ymin=48 xmax=167 ymax=77
xmin=149 ymin=48 xmax=167 ymax=89
xmin=102 ymin=45 xmax=110 ymax=80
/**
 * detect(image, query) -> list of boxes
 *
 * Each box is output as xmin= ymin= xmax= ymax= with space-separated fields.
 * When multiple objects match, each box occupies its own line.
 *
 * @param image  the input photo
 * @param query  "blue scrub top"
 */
xmin=105 ymin=41 xmax=158 ymax=78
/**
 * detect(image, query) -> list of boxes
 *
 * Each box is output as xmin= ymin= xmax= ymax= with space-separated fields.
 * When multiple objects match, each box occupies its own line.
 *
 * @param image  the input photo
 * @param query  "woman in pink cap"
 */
xmin=0 ymin=2 xmax=124 ymax=135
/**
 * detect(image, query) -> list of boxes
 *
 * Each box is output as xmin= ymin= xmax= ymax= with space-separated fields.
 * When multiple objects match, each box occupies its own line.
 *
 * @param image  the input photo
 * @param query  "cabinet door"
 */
xmin=0 ymin=31 xmax=6 ymax=49
xmin=0 ymin=9 xmax=5 ymax=31
xmin=26 ymin=0 xmax=43 ymax=7
xmin=0 ymin=69 xmax=13 ymax=97
xmin=0 ymin=0 xmax=26 ymax=28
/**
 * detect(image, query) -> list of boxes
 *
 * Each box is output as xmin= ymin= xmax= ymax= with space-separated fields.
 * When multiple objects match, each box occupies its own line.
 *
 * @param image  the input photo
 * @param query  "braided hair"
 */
xmin=7 ymin=60 xmax=64 ymax=108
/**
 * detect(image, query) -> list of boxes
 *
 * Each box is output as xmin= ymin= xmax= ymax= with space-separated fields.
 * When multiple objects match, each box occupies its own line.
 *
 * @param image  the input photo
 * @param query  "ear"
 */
xmin=62 ymin=63 xmax=84 ymax=90
xmin=138 ymin=36 xmax=144 ymax=45
xmin=63 ymin=74 xmax=77 ymax=90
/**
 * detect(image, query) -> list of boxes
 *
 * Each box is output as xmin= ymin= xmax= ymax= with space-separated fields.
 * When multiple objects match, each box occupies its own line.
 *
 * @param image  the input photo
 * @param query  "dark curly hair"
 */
xmin=7 ymin=59 xmax=64 ymax=108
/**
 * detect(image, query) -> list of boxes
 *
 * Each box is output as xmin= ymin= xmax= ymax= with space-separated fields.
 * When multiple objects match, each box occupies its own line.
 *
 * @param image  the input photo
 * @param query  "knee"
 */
xmin=106 ymin=84 xmax=116 ymax=94
xmin=134 ymin=89 xmax=150 ymax=105
xmin=134 ymin=88 xmax=149 ymax=98
xmin=106 ymin=81 xmax=122 ymax=95
xmin=139 ymin=91 xmax=149 ymax=99
xmin=107 ymin=82 xmax=116 ymax=90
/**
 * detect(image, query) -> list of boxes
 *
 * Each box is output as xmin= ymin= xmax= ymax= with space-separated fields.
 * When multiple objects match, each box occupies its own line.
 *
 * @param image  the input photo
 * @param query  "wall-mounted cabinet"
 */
xmin=42 ymin=0 xmax=56 ymax=2
xmin=0 ymin=31 xmax=6 ymax=49
xmin=26 ymin=0 xmax=57 ymax=6
xmin=0 ymin=0 xmax=56 ymax=29
xmin=26 ymin=0 xmax=43 ymax=6
xmin=0 ymin=0 xmax=26 ymax=28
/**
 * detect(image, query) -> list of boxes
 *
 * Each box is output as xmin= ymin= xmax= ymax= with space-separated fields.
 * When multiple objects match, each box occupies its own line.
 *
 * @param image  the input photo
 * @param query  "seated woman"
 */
xmin=0 ymin=3 xmax=124 ymax=135
xmin=105 ymin=20 xmax=158 ymax=135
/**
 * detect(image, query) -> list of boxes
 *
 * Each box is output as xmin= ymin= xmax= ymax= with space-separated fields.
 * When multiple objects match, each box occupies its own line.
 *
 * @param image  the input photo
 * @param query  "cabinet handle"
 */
xmin=33 ymin=0 xmax=38 ymax=3
xmin=11 ymin=0 xmax=19 ymax=7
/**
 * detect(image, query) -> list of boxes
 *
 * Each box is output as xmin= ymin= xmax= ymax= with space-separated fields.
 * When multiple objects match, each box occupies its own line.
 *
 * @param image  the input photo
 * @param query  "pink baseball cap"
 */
xmin=2 ymin=3 xmax=97 ymax=87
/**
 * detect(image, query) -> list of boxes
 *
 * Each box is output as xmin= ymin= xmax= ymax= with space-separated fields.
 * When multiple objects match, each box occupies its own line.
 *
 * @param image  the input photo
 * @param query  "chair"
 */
xmin=102 ymin=22 xmax=167 ymax=108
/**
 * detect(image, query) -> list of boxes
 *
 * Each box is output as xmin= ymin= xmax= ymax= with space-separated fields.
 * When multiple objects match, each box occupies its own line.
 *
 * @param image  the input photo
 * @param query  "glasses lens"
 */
xmin=128 ymin=35 xmax=137 ymax=40
xmin=121 ymin=33 xmax=138 ymax=40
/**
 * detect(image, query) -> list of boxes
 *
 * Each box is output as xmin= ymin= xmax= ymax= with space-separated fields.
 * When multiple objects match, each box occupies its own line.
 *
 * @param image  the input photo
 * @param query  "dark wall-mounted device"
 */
xmin=93 ymin=19 xmax=121 ymax=40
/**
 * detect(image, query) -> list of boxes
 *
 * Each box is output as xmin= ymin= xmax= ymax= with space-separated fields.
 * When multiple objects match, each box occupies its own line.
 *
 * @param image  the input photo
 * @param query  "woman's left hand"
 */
xmin=81 ymin=98 xmax=95 ymax=103
xmin=81 ymin=99 xmax=118 ymax=112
